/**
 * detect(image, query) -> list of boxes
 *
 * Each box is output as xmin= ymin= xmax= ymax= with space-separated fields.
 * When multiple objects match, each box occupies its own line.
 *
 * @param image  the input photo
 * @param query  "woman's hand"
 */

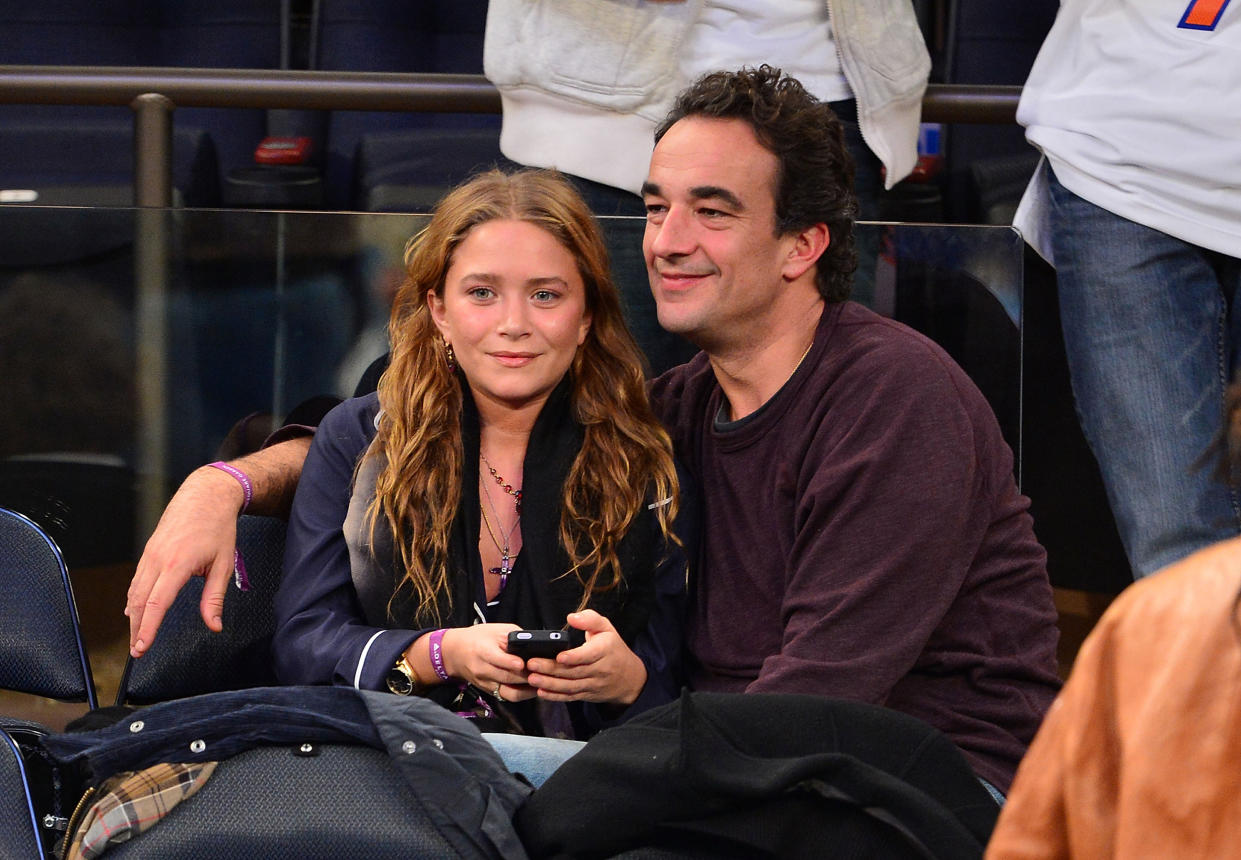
xmin=524 ymin=610 xmax=647 ymax=706
xmin=440 ymin=623 xmax=535 ymax=701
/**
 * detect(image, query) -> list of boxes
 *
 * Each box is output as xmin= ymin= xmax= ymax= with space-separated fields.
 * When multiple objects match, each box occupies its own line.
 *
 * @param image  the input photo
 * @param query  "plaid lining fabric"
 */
xmin=65 ymin=761 xmax=218 ymax=860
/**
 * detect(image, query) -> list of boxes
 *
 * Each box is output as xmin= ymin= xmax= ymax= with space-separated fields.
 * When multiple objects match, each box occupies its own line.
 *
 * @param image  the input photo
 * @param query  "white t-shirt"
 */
xmin=1015 ymin=0 xmax=1241 ymax=261
xmin=682 ymin=0 xmax=853 ymax=104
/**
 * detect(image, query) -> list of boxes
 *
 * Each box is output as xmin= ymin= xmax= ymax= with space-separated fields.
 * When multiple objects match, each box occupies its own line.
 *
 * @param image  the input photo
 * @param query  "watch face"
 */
xmin=386 ymin=667 xmax=414 ymax=696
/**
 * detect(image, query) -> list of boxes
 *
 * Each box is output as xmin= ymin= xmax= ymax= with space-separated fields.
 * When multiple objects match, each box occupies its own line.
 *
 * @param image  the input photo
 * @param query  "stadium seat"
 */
xmin=0 ymin=508 xmax=98 ymax=709
xmin=0 ymin=507 xmax=98 ymax=856
xmin=940 ymin=0 xmax=1059 ymax=223
xmin=115 ymin=515 xmax=287 ymax=706
xmin=0 ymin=0 xmax=285 ymax=207
xmin=316 ymin=0 xmax=500 ymax=210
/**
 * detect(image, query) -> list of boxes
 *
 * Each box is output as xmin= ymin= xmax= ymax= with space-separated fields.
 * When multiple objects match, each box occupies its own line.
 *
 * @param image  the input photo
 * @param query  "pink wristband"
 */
xmin=208 ymin=461 xmax=253 ymax=513
xmin=428 ymin=629 xmax=449 ymax=681
xmin=232 ymin=548 xmax=250 ymax=592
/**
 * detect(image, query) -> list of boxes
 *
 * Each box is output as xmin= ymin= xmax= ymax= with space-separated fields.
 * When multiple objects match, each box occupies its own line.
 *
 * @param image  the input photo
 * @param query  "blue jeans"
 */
xmin=979 ymin=778 xmax=1005 ymax=807
xmin=1047 ymin=166 xmax=1241 ymax=578
xmin=482 ymin=732 xmax=585 ymax=788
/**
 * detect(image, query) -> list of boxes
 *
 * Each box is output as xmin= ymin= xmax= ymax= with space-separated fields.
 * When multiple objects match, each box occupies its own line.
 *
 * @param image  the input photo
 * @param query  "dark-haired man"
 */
xmin=127 ymin=66 xmax=1060 ymax=797
xmin=640 ymin=67 xmax=1060 ymax=796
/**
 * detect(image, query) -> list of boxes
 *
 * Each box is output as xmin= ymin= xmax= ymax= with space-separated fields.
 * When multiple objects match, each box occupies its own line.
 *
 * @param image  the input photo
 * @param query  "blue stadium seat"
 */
xmin=0 ymin=507 xmax=98 ymax=709
xmin=115 ymin=515 xmax=287 ymax=706
xmin=0 ymin=121 xmax=219 ymax=207
xmin=0 ymin=729 xmax=43 ymax=860
xmin=152 ymin=0 xmax=284 ymax=179
xmin=316 ymin=0 xmax=500 ymax=210
xmin=0 ymin=0 xmax=285 ymax=206
xmin=940 ymin=0 xmax=1059 ymax=223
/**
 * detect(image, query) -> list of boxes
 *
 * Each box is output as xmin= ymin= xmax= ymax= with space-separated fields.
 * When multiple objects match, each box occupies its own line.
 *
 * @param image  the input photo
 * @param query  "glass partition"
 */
xmin=0 ymin=206 xmax=1023 ymax=573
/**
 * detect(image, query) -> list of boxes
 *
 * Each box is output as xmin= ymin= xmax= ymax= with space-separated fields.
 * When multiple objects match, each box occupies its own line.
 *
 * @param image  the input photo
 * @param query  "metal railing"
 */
xmin=0 ymin=65 xmax=1023 ymax=535
xmin=0 ymin=65 xmax=1021 ymax=207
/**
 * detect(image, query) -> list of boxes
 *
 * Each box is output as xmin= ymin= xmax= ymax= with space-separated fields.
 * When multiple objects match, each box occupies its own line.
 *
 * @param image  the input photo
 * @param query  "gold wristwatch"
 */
xmin=386 ymin=654 xmax=424 ymax=696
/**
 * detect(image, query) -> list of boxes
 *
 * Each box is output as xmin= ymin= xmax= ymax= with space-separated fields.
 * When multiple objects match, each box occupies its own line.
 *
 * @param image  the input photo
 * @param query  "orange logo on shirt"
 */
xmin=1179 ymin=0 xmax=1230 ymax=29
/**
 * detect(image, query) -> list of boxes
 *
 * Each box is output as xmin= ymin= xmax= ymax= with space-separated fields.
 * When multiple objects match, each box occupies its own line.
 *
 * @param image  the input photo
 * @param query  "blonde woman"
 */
xmin=272 ymin=170 xmax=690 ymax=761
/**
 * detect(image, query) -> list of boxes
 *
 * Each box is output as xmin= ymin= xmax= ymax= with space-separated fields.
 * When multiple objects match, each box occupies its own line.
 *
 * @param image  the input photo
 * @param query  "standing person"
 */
xmin=273 ymin=169 xmax=691 ymax=748
xmin=483 ymin=0 xmax=931 ymax=297
xmin=485 ymin=0 xmax=928 ymax=201
xmin=642 ymin=66 xmax=1060 ymax=797
xmin=1014 ymin=1 xmax=1241 ymax=578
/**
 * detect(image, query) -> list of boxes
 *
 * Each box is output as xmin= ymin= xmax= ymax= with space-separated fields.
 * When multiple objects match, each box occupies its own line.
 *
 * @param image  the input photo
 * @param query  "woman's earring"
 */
xmin=444 ymin=339 xmax=456 ymax=372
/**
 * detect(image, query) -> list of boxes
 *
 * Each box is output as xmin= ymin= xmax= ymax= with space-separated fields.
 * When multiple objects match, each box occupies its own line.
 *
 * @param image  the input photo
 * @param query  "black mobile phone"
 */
xmin=507 ymin=628 xmax=584 ymax=660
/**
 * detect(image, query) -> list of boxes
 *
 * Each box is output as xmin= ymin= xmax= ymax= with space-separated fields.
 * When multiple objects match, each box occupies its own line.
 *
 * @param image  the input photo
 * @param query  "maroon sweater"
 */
xmin=649 ymin=301 xmax=1061 ymax=792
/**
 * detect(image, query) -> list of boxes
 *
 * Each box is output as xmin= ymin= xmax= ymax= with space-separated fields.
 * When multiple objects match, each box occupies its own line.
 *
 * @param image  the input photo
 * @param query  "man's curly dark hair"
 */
xmin=655 ymin=65 xmax=858 ymax=303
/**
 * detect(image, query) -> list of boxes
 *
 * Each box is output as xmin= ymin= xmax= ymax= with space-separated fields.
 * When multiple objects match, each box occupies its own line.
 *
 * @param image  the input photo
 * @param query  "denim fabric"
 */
xmin=1048 ymin=166 xmax=1241 ymax=578
xmin=43 ymin=686 xmax=532 ymax=859
xmin=481 ymin=733 xmax=585 ymax=788
xmin=979 ymin=778 xmax=1006 ymax=807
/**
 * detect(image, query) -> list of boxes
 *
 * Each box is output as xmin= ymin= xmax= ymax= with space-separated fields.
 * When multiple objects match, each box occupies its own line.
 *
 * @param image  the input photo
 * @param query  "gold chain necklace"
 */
xmin=479 ymin=475 xmax=519 ymax=586
xmin=480 ymin=451 xmax=522 ymax=514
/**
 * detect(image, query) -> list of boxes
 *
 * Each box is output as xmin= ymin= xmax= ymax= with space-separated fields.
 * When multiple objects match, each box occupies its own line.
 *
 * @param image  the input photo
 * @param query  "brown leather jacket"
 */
xmin=988 ymin=537 xmax=1241 ymax=858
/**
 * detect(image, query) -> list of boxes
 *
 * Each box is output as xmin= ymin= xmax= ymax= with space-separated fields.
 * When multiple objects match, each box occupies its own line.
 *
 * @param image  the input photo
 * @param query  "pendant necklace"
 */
xmin=479 ymin=455 xmax=521 ymax=592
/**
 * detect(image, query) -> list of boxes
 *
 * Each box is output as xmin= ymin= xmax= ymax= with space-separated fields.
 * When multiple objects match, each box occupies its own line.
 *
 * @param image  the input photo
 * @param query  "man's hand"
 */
xmin=125 ymin=466 xmax=244 ymax=657
xmin=525 ymin=610 xmax=647 ymax=706
xmin=125 ymin=436 xmax=312 ymax=658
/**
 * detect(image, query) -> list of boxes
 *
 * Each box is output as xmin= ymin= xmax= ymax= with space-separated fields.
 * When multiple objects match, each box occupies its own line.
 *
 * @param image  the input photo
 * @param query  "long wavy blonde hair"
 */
xmin=368 ymin=169 xmax=679 ymax=625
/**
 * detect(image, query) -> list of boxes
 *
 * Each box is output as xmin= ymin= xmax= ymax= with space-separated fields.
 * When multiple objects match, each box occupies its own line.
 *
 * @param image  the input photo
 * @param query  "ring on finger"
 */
xmin=493 ymin=684 xmax=504 ymax=702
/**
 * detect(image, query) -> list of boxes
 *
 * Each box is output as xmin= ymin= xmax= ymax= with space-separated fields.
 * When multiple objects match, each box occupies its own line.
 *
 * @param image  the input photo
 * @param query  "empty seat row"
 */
xmin=0 ymin=0 xmax=497 ymax=211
